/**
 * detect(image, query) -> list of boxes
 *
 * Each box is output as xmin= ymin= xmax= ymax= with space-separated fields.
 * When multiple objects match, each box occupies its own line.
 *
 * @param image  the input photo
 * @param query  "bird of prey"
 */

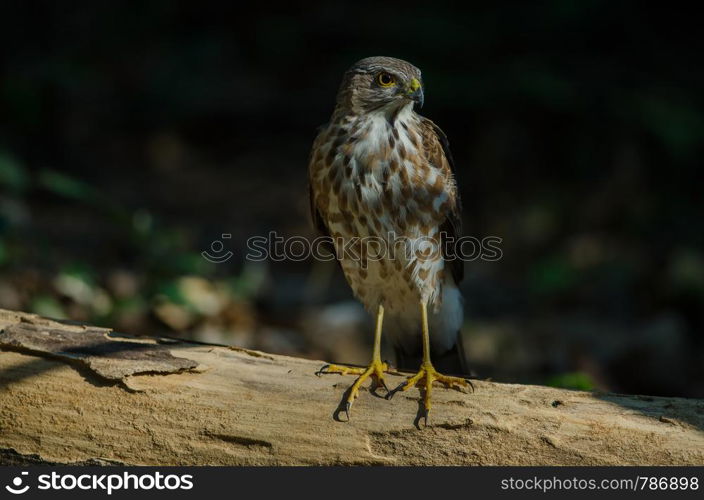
xmin=308 ymin=56 xmax=470 ymax=422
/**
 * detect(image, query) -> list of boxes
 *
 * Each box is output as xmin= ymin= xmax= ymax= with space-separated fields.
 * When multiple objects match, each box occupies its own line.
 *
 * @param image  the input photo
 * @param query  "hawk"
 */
xmin=308 ymin=56 xmax=471 ymax=422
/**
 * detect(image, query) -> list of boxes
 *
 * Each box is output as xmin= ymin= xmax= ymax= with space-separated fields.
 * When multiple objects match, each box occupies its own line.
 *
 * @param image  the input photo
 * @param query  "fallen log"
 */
xmin=1 ymin=308 xmax=702 ymax=465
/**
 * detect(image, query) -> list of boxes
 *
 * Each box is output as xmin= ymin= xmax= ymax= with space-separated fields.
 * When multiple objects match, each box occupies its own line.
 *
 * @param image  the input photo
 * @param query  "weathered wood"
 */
xmin=1 ymin=308 xmax=702 ymax=465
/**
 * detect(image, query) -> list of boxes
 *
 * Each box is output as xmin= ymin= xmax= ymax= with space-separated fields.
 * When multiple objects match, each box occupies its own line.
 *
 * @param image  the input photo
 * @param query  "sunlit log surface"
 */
xmin=1 ymin=308 xmax=702 ymax=465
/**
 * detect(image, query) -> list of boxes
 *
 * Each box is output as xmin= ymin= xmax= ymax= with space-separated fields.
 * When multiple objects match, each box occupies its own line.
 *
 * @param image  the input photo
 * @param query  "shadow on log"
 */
xmin=1 ymin=308 xmax=703 ymax=465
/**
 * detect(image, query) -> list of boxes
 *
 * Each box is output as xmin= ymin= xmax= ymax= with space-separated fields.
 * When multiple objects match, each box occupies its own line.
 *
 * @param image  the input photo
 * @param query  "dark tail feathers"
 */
xmin=393 ymin=333 xmax=469 ymax=376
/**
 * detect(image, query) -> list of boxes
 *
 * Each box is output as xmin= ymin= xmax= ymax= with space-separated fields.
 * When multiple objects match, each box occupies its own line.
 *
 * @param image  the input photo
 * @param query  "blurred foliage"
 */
xmin=0 ymin=152 xmax=30 ymax=194
xmin=0 ymin=149 xmax=262 ymax=337
xmin=547 ymin=372 xmax=596 ymax=392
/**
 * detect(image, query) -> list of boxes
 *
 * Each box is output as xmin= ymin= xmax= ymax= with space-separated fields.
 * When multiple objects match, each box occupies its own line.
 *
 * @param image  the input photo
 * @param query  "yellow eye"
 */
xmin=376 ymin=72 xmax=396 ymax=87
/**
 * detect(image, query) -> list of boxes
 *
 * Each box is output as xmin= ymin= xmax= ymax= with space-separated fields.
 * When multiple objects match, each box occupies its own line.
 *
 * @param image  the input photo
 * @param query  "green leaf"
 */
xmin=0 ymin=151 xmax=29 ymax=193
xmin=38 ymin=169 xmax=97 ymax=202
xmin=30 ymin=295 xmax=67 ymax=320
xmin=529 ymin=256 xmax=578 ymax=295
xmin=546 ymin=372 xmax=595 ymax=391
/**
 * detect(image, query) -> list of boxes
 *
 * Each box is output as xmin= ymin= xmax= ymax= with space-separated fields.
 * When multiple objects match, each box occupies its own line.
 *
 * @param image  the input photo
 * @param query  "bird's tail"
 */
xmin=394 ymin=331 xmax=469 ymax=376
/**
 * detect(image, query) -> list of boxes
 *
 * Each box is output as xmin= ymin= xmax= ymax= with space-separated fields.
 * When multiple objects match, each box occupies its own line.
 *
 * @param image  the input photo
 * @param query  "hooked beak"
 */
xmin=405 ymin=77 xmax=424 ymax=108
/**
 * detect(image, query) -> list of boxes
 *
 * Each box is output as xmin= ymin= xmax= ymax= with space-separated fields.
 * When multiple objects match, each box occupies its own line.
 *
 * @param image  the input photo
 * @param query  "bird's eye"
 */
xmin=376 ymin=72 xmax=396 ymax=87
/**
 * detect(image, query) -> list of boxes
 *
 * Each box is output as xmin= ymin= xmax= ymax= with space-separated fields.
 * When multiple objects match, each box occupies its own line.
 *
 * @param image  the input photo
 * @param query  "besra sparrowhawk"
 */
xmin=308 ymin=56 xmax=472 ymax=423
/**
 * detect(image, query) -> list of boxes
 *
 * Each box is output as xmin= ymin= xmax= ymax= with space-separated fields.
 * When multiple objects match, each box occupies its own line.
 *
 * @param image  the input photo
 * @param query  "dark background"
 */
xmin=1 ymin=2 xmax=702 ymax=398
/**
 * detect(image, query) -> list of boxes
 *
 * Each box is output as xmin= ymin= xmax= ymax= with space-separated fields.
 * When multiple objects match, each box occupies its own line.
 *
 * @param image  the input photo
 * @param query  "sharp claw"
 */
xmin=344 ymin=401 xmax=351 ymax=421
xmin=316 ymin=364 xmax=330 ymax=377
xmin=386 ymin=381 xmax=405 ymax=400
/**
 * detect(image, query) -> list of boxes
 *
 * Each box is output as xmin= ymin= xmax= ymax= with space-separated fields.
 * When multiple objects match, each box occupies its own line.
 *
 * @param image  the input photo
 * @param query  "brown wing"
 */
xmin=419 ymin=117 xmax=464 ymax=284
xmin=307 ymin=127 xmax=337 ymax=259
xmin=308 ymin=182 xmax=329 ymax=235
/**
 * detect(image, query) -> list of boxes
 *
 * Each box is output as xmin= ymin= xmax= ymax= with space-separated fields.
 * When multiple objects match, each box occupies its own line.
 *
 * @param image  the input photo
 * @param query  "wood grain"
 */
xmin=1 ymin=309 xmax=702 ymax=465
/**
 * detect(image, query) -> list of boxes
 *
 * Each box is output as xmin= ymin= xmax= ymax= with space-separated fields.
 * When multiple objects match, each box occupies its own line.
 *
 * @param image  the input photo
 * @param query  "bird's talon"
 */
xmin=316 ymin=363 xmax=366 ymax=377
xmin=377 ymin=376 xmax=389 ymax=393
xmin=385 ymin=387 xmax=398 ymax=400
xmin=320 ymin=359 xmax=391 ymax=418
xmin=401 ymin=364 xmax=471 ymax=421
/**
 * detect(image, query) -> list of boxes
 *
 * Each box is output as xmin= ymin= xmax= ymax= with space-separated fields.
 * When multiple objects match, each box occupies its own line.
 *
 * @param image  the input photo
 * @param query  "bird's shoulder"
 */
xmin=416 ymin=116 xmax=456 ymax=176
xmin=309 ymin=123 xmax=331 ymax=156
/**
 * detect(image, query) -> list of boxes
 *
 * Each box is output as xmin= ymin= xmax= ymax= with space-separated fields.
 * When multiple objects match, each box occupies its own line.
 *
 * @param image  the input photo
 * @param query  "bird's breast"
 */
xmin=312 ymin=112 xmax=449 ymax=241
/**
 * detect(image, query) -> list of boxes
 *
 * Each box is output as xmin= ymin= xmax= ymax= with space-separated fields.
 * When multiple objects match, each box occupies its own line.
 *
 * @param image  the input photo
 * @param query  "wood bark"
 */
xmin=1 ymin=308 xmax=702 ymax=465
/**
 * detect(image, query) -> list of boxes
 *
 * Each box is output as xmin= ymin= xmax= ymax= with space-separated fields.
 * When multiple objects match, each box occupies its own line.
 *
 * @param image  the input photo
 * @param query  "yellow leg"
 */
xmin=396 ymin=301 xmax=470 ymax=424
xmin=316 ymin=304 xmax=389 ymax=419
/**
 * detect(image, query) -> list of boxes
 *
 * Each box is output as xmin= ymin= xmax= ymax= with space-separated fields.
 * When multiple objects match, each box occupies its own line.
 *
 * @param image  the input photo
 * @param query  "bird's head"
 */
xmin=335 ymin=56 xmax=424 ymax=115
